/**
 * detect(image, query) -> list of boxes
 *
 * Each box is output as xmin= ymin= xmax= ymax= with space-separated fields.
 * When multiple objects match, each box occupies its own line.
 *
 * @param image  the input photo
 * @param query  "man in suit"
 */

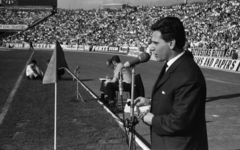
xmin=134 ymin=17 xmax=208 ymax=150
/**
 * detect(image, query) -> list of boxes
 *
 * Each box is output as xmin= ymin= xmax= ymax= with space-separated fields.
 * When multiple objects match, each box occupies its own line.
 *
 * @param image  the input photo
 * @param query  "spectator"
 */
xmin=99 ymin=57 xmax=114 ymax=104
xmin=26 ymin=59 xmax=43 ymax=80
xmin=104 ymin=55 xmax=132 ymax=111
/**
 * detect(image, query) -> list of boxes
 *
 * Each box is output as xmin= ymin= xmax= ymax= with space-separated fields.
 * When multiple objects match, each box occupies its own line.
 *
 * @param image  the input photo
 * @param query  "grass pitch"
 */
xmin=0 ymin=49 xmax=240 ymax=150
xmin=0 ymin=50 xmax=129 ymax=150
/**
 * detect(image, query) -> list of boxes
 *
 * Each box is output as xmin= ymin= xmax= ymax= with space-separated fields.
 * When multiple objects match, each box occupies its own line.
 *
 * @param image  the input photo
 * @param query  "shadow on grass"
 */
xmin=80 ymin=79 xmax=94 ymax=82
xmin=60 ymin=77 xmax=74 ymax=81
xmin=206 ymin=93 xmax=240 ymax=102
xmin=59 ymin=78 xmax=94 ymax=82
xmin=206 ymin=121 xmax=213 ymax=123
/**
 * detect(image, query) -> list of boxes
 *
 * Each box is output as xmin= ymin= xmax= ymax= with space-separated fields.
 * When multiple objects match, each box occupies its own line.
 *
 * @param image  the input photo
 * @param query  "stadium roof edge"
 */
xmin=0 ymin=6 xmax=55 ymax=10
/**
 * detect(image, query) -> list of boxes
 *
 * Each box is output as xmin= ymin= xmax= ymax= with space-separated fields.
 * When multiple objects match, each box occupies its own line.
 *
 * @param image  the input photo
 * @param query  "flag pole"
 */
xmin=54 ymin=40 xmax=58 ymax=150
xmin=54 ymin=82 xmax=57 ymax=150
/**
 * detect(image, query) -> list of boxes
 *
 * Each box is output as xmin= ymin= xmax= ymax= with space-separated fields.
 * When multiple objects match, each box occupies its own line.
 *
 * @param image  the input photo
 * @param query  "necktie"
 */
xmin=158 ymin=63 xmax=168 ymax=81
xmin=152 ymin=62 xmax=168 ymax=95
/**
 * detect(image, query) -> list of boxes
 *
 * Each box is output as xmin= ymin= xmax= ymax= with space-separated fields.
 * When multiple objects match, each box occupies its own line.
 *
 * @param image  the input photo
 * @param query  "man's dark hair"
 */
xmin=111 ymin=55 xmax=121 ymax=63
xmin=151 ymin=17 xmax=186 ymax=49
xmin=31 ymin=59 xmax=37 ymax=64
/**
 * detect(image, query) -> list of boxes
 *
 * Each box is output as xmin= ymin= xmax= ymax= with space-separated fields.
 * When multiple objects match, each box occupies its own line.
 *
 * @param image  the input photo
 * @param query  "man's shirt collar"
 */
xmin=166 ymin=51 xmax=185 ymax=71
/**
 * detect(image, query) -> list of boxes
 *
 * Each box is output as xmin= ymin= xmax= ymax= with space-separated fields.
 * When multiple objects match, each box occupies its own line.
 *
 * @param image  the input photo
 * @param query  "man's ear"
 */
xmin=169 ymin=39 xmax=176 ymax=50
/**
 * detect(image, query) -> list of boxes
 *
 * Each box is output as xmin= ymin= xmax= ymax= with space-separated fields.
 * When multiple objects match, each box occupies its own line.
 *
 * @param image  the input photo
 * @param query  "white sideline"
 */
xmin=0 ymin=51 xmax=34 ymax=124
xmin=64 ymin=68 xmax=150 ymax=150
xmin=206 ymin=77 xmax=240 ymax=86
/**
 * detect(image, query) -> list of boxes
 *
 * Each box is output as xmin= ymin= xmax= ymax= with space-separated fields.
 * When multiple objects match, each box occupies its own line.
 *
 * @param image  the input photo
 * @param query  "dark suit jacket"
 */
xmin=134 ymin=74 xmax=145 ymax=99
xmin=150 ymin=53 xmax=208 ymax=150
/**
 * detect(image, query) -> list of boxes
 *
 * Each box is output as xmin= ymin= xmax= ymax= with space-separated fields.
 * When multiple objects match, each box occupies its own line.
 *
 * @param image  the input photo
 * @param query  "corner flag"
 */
xmin=42 ymin=41 xmax=69 ymax=150
xmin=43 ymin=41 xmax=68 ymax=84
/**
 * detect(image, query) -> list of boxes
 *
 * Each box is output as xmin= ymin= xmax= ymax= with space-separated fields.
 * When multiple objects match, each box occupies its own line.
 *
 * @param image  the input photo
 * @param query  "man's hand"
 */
xmin=134 ymin=97 xmax=151 ymax=107
xmin=104 ymin=79 xmax=110 ymax=86
xmin=106 ymin=75 xmax=110 ymax=79
xmin=142 ymin=112 xmax=154 ymax=126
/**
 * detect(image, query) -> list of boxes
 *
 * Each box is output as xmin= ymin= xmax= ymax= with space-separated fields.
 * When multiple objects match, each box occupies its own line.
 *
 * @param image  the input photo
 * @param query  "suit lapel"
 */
xmin=155 ymin=71 xmax=170 ymax=89
xmin=152 ymin=53 xmax=189 ymax=97
xmin=151 ymin=70 xmax=170 ymax=96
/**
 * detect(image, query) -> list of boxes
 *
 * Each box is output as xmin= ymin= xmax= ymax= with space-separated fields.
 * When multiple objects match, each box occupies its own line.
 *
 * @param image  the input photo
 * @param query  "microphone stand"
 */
xmin=73 ymin=67 xmax=85 ymax=103
xmin=119 ymin=69 xmax=129 ymax=145
xmin=125 ymin=66 xmax=139 ymax=150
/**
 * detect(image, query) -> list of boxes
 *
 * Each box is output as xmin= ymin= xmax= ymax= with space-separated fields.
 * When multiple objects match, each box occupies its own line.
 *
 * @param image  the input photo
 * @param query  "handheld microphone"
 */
xmin=74 ymin=66 xmax=80 ymax=74
xmin=124 ymin=52 xmax=151 ymax=68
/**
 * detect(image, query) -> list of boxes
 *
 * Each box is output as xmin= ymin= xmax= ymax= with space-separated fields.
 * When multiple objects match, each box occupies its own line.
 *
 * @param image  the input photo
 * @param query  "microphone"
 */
xmin=124 ymin=52 xmax=150 ymax=68
xmin=74 ymin=66 xmax=80 ymax=74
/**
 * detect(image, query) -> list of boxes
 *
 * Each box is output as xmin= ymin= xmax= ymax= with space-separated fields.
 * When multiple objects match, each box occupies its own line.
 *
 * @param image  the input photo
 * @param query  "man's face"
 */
xmin=150 ymin=31 xmax=171 ymax=62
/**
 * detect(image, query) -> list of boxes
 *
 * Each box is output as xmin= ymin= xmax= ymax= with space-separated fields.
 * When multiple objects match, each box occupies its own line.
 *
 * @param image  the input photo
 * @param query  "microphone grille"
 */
xmin=139 ymin=52 xmax=151 ymax=62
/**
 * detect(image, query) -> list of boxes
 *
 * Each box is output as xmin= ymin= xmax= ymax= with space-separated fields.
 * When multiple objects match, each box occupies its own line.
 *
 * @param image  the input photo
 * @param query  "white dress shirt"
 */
xmin=166 ymin=51 xmax=185 ymax=72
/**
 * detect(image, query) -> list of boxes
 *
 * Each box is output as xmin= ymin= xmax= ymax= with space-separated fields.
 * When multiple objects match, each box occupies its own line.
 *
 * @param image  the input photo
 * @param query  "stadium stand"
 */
xmin=0 ymin=7 xmax=55 ymax=44
xmin=1 ymin=0 xmax=240 ymax=60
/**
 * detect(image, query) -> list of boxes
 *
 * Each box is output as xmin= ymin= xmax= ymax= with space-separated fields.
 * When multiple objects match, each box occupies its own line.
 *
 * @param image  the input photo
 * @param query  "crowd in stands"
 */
xmin=1 ymin=0 xmax=240 ymax=58
xmin=0 ymin=8 xmax=51 ymax=25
